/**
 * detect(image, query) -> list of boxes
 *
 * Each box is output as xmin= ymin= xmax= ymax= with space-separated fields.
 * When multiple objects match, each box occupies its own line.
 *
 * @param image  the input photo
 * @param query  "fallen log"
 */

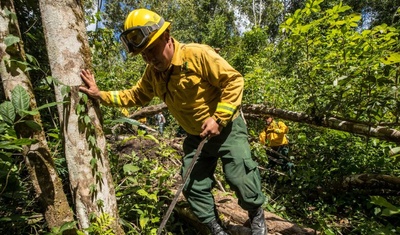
xmin=169 ymin=190 xmax=318 ymax=235
xmin=128 ymin=103 xmax=400 ymax=143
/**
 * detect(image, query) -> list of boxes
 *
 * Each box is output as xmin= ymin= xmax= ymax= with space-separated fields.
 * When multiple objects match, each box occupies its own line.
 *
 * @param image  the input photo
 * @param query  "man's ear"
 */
xmin=163 ymin=30 xmax=171 ymax=41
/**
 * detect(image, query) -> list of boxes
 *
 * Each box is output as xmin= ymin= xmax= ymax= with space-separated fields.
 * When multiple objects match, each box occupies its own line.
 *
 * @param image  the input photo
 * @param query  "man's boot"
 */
xmin=248 ymin=207 xmax=267 ymax=235
xmin=205 ymin=219 xmax=228 ymax=235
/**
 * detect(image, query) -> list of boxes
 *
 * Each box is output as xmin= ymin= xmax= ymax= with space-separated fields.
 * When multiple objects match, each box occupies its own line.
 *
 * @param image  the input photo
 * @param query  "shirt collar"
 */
xmin=170 ymin=38 xmax=184 ymax=67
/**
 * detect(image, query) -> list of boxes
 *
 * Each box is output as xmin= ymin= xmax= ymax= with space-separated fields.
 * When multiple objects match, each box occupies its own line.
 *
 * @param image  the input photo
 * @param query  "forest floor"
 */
xmin=111 ymin=132 xmax=318 ymax=235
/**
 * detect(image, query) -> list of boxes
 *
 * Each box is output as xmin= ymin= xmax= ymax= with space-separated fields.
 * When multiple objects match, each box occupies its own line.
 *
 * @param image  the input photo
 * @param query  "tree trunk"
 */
xmin=38 ymin=0 xmax=123 ymax=233
xmin=0 ymin=0 xmax=74 ymax=229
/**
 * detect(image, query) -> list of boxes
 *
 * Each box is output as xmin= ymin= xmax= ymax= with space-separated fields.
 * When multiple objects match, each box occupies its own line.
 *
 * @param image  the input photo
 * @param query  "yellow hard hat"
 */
xmin=120 ymin=9 xmax=171 ymax=55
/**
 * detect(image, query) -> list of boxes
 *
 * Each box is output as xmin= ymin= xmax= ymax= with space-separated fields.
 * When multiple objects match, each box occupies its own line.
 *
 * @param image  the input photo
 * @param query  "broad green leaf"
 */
xmin=136 ymin=189 xmax=148 ymax=197
xmin=370 ymin=196 xmax=398 ymax=210
xmin=148 ymin=193 xmax=158 ymax=202
xmin=381 ymin=53 xmax=400 ymax=65
xmin=13 ymin=138 xmax=37 ymax=145
xmin=123 ymin=164 xmax=140 ymax=174
xmin=335 ymin=20 xmax=346 ymax=26
xmin=338 ymin=5 xmax=351 ymax=13
xmin=389 ymin=147 xmax=400 ymax=156
xmin=11 ymin=85 xmax=30 ymax=115
xmin=4 ymin=34 xmax=20 ymax=47
xmin=0 ymin=138 xmax=37 ymax=150
xmin=126 ymin=176 xmax=137 ymax=183
xmin=285 ymin=18 xmax=294 ymax=26
xmin=20 ymin=110 xmax=39 ymax=116
xmin=90 ymin=158 xmax=97 ymax=168
xmin=0 ymin=143 xmax=23 ymax=151
xmin=111 ymin=117 xmax=141 ymax=126
xmin=349 ymin=14 xmax=361 ymax=22
xmin=84 ymin=115 xmax=91 ymax=125
xmin=139 ymin=215 xmax=148 ymax=229
xmin=0 ymin=101 xmax=15 ymax=124
xmin=0 ymin=122 xmax=8 ymax=134
xmin=25 ymin=120 xmax=42 ymax=131
xmin=350 ymin=22 xmax=358 ymax=27
xmin=61 ymin=85 xmax=70 ymax=97
xmin=381 ymin=208 xmax=400 ymax=217
xmin=143 ymin=135 xmax=159 ymax=143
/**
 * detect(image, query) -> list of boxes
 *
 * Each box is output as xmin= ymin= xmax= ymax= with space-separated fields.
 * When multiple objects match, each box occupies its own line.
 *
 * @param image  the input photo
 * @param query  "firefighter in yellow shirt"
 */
xmin=259 ymin=116 xmax=290 ymax=170
xmin=79 ymin=9 xmax=266 ymax=235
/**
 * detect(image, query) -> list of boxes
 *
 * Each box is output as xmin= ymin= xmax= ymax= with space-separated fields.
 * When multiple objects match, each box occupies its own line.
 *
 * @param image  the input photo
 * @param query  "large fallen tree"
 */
xmin=129 ymin=103 xmax=400 ymax=143
xmin=173 ymin=190 xmax=317 ymax=235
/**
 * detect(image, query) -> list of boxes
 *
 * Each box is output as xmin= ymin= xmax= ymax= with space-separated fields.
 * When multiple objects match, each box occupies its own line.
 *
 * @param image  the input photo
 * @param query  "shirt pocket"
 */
xmin=178 ymin=73 xmax=202 ymax=89
xmin=172 ymin=73 xmax=203 ymax=105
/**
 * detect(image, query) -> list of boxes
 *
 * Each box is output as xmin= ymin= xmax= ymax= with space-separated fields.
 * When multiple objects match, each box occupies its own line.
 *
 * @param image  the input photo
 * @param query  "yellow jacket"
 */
xmin=259 ymin=120 xmax=289 ymax=147
xmin=99 ymin=39 xmax=243 ymax=135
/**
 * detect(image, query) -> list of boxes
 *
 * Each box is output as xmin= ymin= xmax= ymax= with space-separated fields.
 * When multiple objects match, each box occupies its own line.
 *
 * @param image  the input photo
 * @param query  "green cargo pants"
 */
xmin=182 ymin=115 xmax=266 ymax=223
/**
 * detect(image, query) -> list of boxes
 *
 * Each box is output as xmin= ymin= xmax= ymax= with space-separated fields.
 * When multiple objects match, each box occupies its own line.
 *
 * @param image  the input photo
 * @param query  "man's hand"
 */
xmin=79 ymin=69 xmax=101 ymax=99
xmin=200 ymin=117 xmax=223 ymax=138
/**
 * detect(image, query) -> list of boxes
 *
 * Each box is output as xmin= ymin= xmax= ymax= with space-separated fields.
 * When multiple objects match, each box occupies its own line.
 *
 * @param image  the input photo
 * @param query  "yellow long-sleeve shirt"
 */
xmin=98 ymin=39 xmax=243 ymax=135
xmin=259 ymin=120 xmax=289 ymax=147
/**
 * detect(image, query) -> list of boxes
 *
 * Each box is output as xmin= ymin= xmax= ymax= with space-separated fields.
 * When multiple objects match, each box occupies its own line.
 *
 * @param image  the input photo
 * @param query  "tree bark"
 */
xmin=0 ymin=0 xmax=74 ymax=229
xmin=38 ymin=0 xmax=123 ymax=233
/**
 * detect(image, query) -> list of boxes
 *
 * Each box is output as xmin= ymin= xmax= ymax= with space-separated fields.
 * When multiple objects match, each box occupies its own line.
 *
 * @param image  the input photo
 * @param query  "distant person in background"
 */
xmin=259 ymin=116 xmax=291 ymax=170
xmin=155 ymin=112 xmax=166 ymax=136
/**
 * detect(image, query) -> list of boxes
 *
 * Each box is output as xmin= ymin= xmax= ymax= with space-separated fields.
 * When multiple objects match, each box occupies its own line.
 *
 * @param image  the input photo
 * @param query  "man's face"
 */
xmin=265 ymin=117 xmax=272 ymax=126
xmin=140 ymin=33 xmax=173 ymax=72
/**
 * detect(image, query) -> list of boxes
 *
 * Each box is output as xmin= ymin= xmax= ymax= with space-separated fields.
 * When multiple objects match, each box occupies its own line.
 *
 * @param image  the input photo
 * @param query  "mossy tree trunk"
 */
xmin=0 ymin=0 xmax=75 ymax=230
xmin=38 ymin=0 xmax=124 ymax=233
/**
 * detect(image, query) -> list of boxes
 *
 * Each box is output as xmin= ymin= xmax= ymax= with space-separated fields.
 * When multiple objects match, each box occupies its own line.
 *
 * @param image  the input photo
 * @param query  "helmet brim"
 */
xmin=129 ymin=21 xmax=171 ymax=56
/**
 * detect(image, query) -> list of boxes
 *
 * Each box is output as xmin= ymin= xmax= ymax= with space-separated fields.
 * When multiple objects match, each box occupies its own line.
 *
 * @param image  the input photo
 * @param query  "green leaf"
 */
xmin=143 ymin=135 xmax=159 ymax=143
xmin=84 ymin=115 xmax=91 ymax=125
xmin=11 ymin=85 xmax=30 ymax=116
xmin=381 ymin=207 xmax=400 ymax=217
xmin=90 ymin=158 xmax=97 ymax=168
xmin=285 ymin=17 xmax=294 ymax=26
xmin=88 ymin=135 xmax=96 ymax=146
xmin=370 ymin=196 xmax=398 ymax=210
xmin=349 ymin=14 xmax=361 ymax=22
xmin=381 ymin=52 xmax=400 ymax=65
xmin=0 ymin=143 xmax=23 ymax=151
xmin=139 ymin=215 xmax=149 ymax=229
xmin=389 ymin=147 xmax=400 ymax=156
xmin=111 ymin=117 xmax=141 ymax=126
xmin=123 ymin=164 xmax=140 ymax=174
xmin=59 ymin=221 xmax=77 ymax=232
xmin=0 ymin=101 xmax=16 ymax=124
xmin=20 ymin=110 xmax=39 ymax=116
xmin=13 ymin=138 xmax=37 ymax=145
xmin=136 ymin=189 xmax=148 ymax=197
xmin=148 ymin=193 xmax=158 ymax=202
xmin=36 ymin=101 xmax=65 ymax=111
xmin=4 ymin=34 xmax=20 ymax=47
xmin=24 ymin=120 xmax=42 ymax=131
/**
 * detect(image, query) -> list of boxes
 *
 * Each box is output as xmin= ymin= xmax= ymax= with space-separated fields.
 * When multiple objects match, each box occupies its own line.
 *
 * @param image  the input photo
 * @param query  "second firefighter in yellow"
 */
xmin=259 ymin=116 xmax=290 ymax=170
